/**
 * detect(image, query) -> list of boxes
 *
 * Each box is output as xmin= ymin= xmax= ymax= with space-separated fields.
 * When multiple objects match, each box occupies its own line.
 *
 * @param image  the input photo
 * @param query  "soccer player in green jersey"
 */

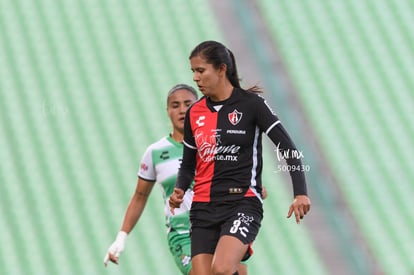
xmin=103 ymin=84 xmax=198 ymax=274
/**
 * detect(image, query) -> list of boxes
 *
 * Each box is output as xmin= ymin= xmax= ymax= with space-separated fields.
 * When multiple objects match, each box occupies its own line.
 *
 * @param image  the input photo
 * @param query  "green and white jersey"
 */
xmin=138 ymin=135 xmax=193 ymax=235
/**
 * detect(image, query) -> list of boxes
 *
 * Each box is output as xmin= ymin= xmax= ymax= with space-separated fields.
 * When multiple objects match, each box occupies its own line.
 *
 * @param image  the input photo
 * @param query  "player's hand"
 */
xmin=103 ymin=231 xmax=128 ymax=267
xmin=287 ymin=195 xmax=311 ymax=224
xmin=262 ymin=186 xmax=268 ymax=200
xmin=169 ymin=188 xmax=184 ymax=214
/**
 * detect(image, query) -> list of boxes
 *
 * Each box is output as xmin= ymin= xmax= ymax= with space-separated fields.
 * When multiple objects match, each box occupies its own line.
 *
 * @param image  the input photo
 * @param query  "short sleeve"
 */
xmin=137 ymin=146 xmax=156 ymax=181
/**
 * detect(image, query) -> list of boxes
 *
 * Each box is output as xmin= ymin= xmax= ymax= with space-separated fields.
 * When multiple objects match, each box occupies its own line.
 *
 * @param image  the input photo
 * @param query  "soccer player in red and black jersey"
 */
xmin=169 ymin=41 xmax=311 ymax=275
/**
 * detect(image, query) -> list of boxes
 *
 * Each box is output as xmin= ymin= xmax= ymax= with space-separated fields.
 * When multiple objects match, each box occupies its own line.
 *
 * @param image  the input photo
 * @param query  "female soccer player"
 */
xmin=103 ymin=84 xmax=197 ymax=274
xmin=103 ymin=84 xmax=249 ymax=274
xmin=169 ymin=41 xmax=311 ymax=275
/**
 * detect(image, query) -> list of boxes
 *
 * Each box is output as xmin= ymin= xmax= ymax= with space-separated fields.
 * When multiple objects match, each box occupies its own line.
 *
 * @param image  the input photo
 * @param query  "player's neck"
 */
xmin=171 ymin=131 xmax=184 ymax=143
xmin=210 ymin=83 xmax=233 ymax=102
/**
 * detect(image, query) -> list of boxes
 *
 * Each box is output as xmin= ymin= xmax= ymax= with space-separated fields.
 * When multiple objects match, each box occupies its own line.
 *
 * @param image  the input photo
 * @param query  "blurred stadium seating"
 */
xmin=258 ymin=0 xmax=414 ymax=274
xmin=1 ymin=0 xmax=413 ymax=274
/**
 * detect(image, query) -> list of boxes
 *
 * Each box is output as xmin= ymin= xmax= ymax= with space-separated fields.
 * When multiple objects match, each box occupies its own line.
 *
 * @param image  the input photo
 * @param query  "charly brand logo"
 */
xmin=195 ymin=115 xmax=205 ymax=127
xmin=194 ymin=129 xmax=240 ymax=162
xmin=228 ymin=109 xmax=243 ymax=126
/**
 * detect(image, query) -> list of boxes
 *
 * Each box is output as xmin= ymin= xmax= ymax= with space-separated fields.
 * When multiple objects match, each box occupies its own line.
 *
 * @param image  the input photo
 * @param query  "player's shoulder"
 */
xmin=235 ymin=88 xmax=263 ymax=100
xmin=232 ymin=88 xmax=266 ymax=109
xmin=187 ymin=96 xmax=207 ymax=111
xmin=145 ymin=136 xmax=173 ymax=152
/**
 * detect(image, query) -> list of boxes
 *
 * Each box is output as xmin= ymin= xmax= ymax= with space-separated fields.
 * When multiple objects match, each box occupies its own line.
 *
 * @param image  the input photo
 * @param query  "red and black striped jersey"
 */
xmin=176 ymin=88 xmax=307 ymax=202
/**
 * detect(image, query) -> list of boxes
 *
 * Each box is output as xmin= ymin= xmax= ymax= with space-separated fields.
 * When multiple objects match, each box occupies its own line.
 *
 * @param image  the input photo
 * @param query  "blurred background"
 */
xmin=1 ymin=0 xmax=413 ymax=274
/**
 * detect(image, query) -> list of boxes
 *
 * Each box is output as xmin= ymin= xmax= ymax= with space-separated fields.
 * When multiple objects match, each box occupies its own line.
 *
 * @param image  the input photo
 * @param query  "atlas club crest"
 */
xmin=228 ymin=109 xmax=243 ymax=125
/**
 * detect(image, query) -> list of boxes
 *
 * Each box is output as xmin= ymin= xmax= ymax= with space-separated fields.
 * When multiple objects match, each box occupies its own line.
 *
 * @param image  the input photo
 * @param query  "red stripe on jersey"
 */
xmin=244 ymin=188 xmax=257 ymax=197
xmin=189 ymin=99 xmax=218 ymax=202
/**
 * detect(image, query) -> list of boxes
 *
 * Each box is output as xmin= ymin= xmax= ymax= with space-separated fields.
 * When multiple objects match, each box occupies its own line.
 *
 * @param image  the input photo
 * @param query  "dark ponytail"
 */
xmin=225 ymin=48 xmax=240 ymax=88
xmin=189 ymin=41 xmax=262 ymax=93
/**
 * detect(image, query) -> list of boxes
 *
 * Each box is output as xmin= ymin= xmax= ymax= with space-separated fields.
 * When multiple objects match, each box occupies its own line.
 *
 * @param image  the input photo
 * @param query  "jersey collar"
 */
xmin=205 ymin=87 xmax=238 ymax=112
xmin=167 ymin=134 xmax=183 ymax=147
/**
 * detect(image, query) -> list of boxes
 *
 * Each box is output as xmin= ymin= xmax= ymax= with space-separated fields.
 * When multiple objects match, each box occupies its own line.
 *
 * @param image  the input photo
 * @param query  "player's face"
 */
xmin=167 ymin=89 xmax=197 ymax=133
xmin=190 ymin=55 xmax=225 ymax=98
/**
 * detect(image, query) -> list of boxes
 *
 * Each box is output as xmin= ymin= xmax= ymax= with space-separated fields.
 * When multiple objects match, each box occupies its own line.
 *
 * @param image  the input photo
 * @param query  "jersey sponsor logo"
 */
xmin=195 ymin=115 xmax=205 ymax=127
xmin=228 ymin=109 xmax=243 ymax=125
xmin=194 ymin=129 xmax=240 ymax=162
xmin=226 ymin=129 xmax=246 ymax=135
xmin=140 ymin=162 xmax=148 ymax=171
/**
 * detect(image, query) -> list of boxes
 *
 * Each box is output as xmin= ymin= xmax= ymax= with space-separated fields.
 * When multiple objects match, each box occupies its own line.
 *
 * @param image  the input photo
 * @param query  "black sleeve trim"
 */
xmin=138 ymin=176 xmax=156 ymax=183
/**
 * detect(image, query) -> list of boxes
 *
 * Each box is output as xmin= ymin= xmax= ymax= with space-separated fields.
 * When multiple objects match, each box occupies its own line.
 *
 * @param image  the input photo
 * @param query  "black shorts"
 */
xmin=190 ymin=197 xmax=263 ymax=259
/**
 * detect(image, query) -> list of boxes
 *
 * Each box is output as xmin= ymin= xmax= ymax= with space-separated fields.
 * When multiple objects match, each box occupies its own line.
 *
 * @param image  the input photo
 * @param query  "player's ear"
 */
xmin=219 ymin=63 xmax=227 ymax=76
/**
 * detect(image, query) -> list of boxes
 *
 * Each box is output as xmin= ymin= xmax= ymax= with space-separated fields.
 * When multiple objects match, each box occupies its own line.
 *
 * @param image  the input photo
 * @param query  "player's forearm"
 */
xmin=268 ymin=123 xmax=308 ymax=196
xmin=175 ymin=145 xmax=196 ymax=191
xmin=176 ymin=169 xmax=195 ymax=191
xmin=285 ymin=157 xmax=308 ymax=196
xmin=120 ymin=193 xmax=149 ymax=233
